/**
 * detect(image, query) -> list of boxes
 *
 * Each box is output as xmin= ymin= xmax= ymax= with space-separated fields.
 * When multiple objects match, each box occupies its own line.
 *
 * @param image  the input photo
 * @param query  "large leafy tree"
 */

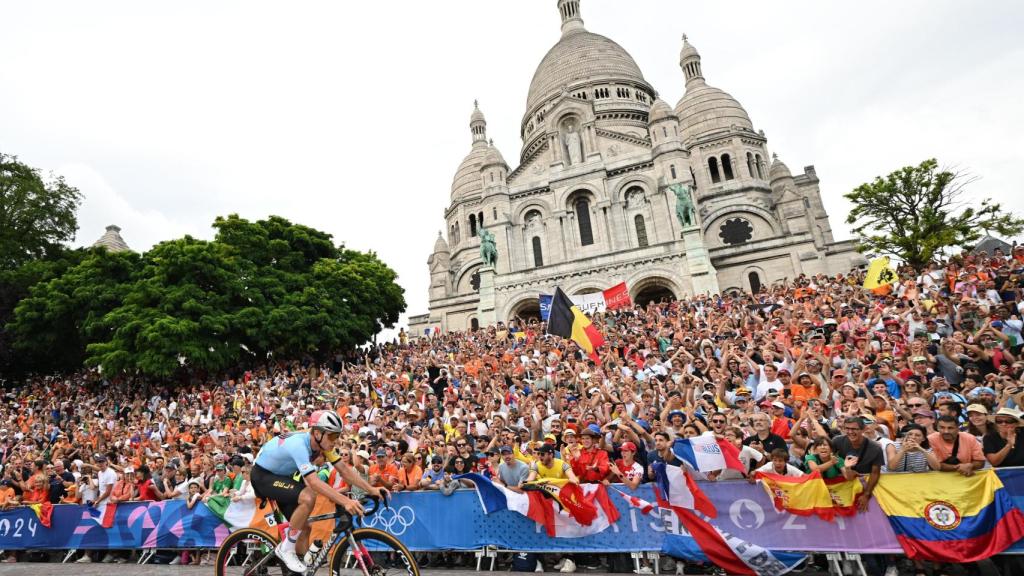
xmin=80 ymin=215 xmax=406 ymax=377
xmin=0 ymin=153 xmax=82 ymax=271
xmin=9 ymin=248 xmax=140 ymax=372
xmin=0 ymin=250 xmax=84 ymax=376
xmin=85 ymin=237 xmax=250 ymax=377
xmin=845 ymin=158 xmax=1024 ymax=268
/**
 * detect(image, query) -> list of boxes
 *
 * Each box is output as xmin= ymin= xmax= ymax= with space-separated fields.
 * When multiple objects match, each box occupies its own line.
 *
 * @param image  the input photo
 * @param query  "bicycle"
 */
xmin=214 ymin=495 xmax=419 ymax=576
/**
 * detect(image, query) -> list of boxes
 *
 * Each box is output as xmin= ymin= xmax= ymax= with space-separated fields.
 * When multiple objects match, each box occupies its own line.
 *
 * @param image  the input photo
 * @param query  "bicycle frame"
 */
xmin=252 ymin=498 xmax=380 ymax=576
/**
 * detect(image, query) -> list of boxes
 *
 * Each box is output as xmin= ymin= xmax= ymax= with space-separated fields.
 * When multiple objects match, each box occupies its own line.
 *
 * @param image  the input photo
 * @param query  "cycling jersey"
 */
xmin=254 ymin=431 xmax=341 ymax=477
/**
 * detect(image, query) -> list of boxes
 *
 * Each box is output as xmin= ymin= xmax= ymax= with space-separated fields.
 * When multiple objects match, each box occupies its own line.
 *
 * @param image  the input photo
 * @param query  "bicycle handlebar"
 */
xmin=335 ymin=494 xmax=385 ymax=519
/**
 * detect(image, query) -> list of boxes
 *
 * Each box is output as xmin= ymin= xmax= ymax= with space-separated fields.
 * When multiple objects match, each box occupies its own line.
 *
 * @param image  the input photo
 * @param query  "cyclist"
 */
xmin=253 ymin=409 xmax=389 ymax=573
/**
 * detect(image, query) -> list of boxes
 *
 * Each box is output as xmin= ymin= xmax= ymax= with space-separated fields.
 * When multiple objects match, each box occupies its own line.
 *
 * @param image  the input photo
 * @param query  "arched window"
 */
xmin=722 ymin=154 xmax=734 ymax=180
xmin=454 ymin=222 xmax=460 ymax=244
xmin=532 ymin=236 xmax=544 ymax=267
xmin=634 ymin=215 xmax=649 ymax=248
xmin=755 ymin=154 xmax=764 ymax=179
xmin=469 ymin=214 xmax=477 ymax=237
xmin=708 ymin=157 xmax=721 ymax=184
xmin=575 ymin=198 xmax=594 ymax=246
xmin=746 ymin=152 xmax=755 ymax=178
xmin=493 ymin=207 xmax=497 ymax=220
xmin=470 ymin=318 xmax=480 ymax=331
xmin=748 ymin=272 xmax=762 ymax=294
xmin=670 ymin=164 xmax=677 ymax=179
xmin=478 ymin=211 xmax=484 ymax=226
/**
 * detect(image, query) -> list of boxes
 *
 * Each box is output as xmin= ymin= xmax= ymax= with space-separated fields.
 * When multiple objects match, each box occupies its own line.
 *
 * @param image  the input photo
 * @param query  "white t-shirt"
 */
xmin=96 ymin=467 xmax=118 ymax=513
xmin=754 ymin=462 xmax=805 ymax=477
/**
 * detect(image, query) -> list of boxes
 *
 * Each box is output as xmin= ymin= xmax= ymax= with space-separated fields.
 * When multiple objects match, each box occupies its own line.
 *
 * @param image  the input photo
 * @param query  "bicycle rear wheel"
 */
xmin=328 ymin=527 xmax=419 ymax=576
xmin=215 ymin=528 xmax=290 ymax=576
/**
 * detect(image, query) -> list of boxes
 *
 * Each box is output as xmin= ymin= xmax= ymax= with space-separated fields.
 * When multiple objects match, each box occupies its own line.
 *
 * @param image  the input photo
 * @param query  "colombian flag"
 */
xmin=873 ymin=470 xmax=1024 ymax=562
xmin=547 ymin=287 xmax=604 ymax=361
xmin=755 ymin=471 xmax=862 ymax=521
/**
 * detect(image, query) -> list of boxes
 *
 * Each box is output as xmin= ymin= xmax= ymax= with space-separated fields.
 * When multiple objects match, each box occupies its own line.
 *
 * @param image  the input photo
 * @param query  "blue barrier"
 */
xmin=1 ymin=469 xmax=1022 ymax=553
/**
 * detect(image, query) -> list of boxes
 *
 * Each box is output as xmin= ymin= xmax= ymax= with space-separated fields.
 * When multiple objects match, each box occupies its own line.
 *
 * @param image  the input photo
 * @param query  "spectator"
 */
xmin=886 ymin=424 xmax=940 ymax=472
xmin=983 ymin=408 xmax=1024 ymax=467
xmin=753 ymin=448 xmax=804 ymax=478
xmin=929 ymin=415 xmax=985 ymax=476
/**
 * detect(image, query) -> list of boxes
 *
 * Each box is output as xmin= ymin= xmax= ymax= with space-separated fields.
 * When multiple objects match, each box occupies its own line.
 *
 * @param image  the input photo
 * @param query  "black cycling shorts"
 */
xmin=251 ymin=464 xmax=307 ymax=519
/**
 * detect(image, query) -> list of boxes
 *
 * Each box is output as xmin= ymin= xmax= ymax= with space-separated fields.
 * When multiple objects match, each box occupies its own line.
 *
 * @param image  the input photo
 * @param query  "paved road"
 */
xmin=0 ymin=567 xmax=621 ymax=576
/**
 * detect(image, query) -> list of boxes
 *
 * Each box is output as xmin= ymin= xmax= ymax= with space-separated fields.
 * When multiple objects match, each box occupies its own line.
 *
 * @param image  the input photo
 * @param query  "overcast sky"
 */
xmin=3 ymin=0 xmax=1023 ymax=332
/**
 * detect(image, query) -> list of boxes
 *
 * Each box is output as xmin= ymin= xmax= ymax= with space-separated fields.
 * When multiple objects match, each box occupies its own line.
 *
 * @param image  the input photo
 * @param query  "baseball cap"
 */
xmin=498 ymin=446 xmax=513 ymax=454
xmin=620 ymin=441 xmax=637 ymax=453
xmin=912 ymin=408 xmax=935 ymax=419
xmin=771 ymin=401 xmax=786 ymax=410
xmin=536 ymin=444 xmax=555 ymax=455
xmin=965 ymin=404 xmax=989 ymax=415
xmin=431 ymin=455 xmax=444 ymax=463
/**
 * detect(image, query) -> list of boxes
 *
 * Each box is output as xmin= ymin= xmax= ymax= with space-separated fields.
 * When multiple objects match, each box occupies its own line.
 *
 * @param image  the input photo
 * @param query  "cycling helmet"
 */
xmin=309 ymin=410 xmax=344 ymax=434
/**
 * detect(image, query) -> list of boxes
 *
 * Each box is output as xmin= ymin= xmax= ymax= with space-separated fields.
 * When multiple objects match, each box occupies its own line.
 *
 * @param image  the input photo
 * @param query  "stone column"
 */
xmin=477 ymin=266 xmax=497 ymax=327
xmin=680 ymin=225 xmax=719 ymax=296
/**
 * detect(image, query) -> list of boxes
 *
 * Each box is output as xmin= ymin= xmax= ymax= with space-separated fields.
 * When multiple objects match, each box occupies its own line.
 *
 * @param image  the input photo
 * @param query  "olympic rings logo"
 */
xmin=364 ymin=505 xmax=415 ymax=536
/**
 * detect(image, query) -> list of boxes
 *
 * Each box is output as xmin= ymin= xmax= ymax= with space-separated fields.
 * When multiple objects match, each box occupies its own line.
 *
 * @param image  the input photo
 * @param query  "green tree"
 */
xmin=9 ymin=248 xmax=140 ymax=372
xmin=845 ymin=158 xmax=1024 ymax=268
xmin=85 ymin=237 xmax=250 ymax=377
xmin=0 ymin=153 xmax=82 ymax=271
xmin=0 ymin=250 xmax=84 ymax=375
xmin=82 ymin=215 xmax=406 ymax=377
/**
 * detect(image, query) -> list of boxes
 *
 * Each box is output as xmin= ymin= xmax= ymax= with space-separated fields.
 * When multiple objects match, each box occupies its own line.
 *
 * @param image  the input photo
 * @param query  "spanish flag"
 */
xmin=873 ymin=470 xmax=1024 ymax=562
xmin=863 ymin=256 xmax=898 ymax=295
xmin=547 ymin=287 xmax=604 ymax=361
xmin=755 ymin=471 xmax=862 ymax=521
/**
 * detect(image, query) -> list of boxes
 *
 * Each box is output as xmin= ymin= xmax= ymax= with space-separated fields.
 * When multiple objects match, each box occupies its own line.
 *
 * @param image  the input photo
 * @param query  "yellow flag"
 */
xmin=864 ymin=256 xmax=898 ymax=291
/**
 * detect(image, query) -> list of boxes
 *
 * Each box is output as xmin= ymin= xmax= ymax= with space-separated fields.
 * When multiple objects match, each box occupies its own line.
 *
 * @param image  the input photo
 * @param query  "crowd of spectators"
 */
xmin=2 ymin=244 xmax=1024 ymax=573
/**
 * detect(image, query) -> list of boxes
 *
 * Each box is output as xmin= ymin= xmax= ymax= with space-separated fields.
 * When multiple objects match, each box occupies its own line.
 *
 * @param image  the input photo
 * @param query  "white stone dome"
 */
xmin=525 ymin=30 xmax=649 ymax=121
xmin=769 ymin=153 xmax=793 ymax=183
xmin=648 ymin=98 xmax=674 ymax=124
xmin=433 ymin=231 xmax=450 ymax=254
xmin=675 ymin=81 xmax=754 ymax=140
xmin=481 ymin=142 xmax=508 ymax=169
xmin=451 ymin=143 xmax=489 ymax=201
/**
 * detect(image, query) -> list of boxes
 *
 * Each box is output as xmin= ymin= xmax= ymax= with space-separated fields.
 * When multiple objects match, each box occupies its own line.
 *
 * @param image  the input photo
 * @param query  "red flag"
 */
xmin=29 ymin=502 xmax=53 ymax=528
xmin=602 ymin=282 xmax=632 ymax=310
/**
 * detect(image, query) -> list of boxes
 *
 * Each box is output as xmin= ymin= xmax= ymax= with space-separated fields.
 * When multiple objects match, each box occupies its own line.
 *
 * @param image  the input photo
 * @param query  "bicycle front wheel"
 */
xmin=215 ymin=527 xmax=290 ymax=576
xmin=328 ymin=527 xmax=419 ymax=576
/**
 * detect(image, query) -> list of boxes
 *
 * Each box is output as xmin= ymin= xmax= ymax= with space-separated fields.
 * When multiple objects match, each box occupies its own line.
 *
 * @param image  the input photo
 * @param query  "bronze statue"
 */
xmin=671 ymin=183 xmax=696 ymax=227
xmin=479 ymin=228 xmax=497 ymax=267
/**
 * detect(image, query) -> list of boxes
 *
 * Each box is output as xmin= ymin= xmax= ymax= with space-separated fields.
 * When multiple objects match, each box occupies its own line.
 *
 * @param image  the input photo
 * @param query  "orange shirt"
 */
xmin=0 ymin=487 xmax=17 ymax=508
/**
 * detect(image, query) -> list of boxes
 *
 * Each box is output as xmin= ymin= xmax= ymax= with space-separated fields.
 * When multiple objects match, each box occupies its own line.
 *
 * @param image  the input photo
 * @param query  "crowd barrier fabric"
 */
xmin=2 ymin=469 xmax=1023 ymax=553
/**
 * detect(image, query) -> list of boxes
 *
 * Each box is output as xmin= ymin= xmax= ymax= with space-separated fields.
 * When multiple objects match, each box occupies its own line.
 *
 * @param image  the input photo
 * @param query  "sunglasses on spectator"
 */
xmin=907 ymin=402 xmax=926 ymax=408
xmin=995 ymin=419 xmax=1018 ymax=425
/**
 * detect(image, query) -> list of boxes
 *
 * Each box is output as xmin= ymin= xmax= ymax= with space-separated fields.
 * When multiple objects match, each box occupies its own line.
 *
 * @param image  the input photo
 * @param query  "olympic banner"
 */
xmin=2 ymin=470 xmax=1023 ymax=553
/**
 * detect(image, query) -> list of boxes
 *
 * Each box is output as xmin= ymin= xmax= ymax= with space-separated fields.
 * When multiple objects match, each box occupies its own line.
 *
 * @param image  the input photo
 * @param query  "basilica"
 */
xmin=409 ymin=0 xmax=864 ymax=334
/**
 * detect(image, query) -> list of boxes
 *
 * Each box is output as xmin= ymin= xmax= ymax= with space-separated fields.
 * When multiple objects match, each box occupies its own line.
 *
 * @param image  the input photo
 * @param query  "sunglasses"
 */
xmin=995 ymin=419 xmax=1018 ymax=425
xmin=711 ymin=419 xmax=726 ymax=424
xmin=907 ymin=403 xmax=926 ymax=408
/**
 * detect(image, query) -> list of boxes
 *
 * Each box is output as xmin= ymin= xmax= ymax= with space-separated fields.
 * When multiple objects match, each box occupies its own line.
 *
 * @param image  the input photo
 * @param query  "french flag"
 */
xmin=458 ymin=473 xmax=618 ymax=538
xmin=663 ymin=508 xmax=806 ymax=576
xmin=651 ymin=461 xmax=717 ymax=519
xmin=672 ymin=433 xmax=745 ymax=474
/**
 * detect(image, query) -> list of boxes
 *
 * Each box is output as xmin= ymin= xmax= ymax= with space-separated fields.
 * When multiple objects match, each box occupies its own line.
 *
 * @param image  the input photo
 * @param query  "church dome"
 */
xmin=648 ymin=98 xmax=674 ymax=124
xmin=525 ymin=30 xmax=648 ymax=121
xmin=481 ymin=142 xmax=508 ymax=169
xmin=451 ymin=102 xmax=492 ymax=201
xmin=433 ymin=231 xmax=450 ymax=254
xmin=769 ymin=153 xmax=793 ymax=183
xmin=675 ymin=83 xmax=753 ymax=140
xmin=451 ymin=144 xmax=489 ymax=200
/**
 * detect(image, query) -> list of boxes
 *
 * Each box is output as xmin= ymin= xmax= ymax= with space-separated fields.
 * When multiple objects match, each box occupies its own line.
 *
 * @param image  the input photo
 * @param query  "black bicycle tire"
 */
xmin=214 ymin=527 xmax=287 ymax=576
xmin=327 ymin=527 xmax=420 ymax=576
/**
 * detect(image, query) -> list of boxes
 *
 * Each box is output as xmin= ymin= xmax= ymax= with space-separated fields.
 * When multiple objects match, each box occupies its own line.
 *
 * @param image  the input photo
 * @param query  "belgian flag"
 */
xmin=546 ymin=287 xmax=604 ymax=361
